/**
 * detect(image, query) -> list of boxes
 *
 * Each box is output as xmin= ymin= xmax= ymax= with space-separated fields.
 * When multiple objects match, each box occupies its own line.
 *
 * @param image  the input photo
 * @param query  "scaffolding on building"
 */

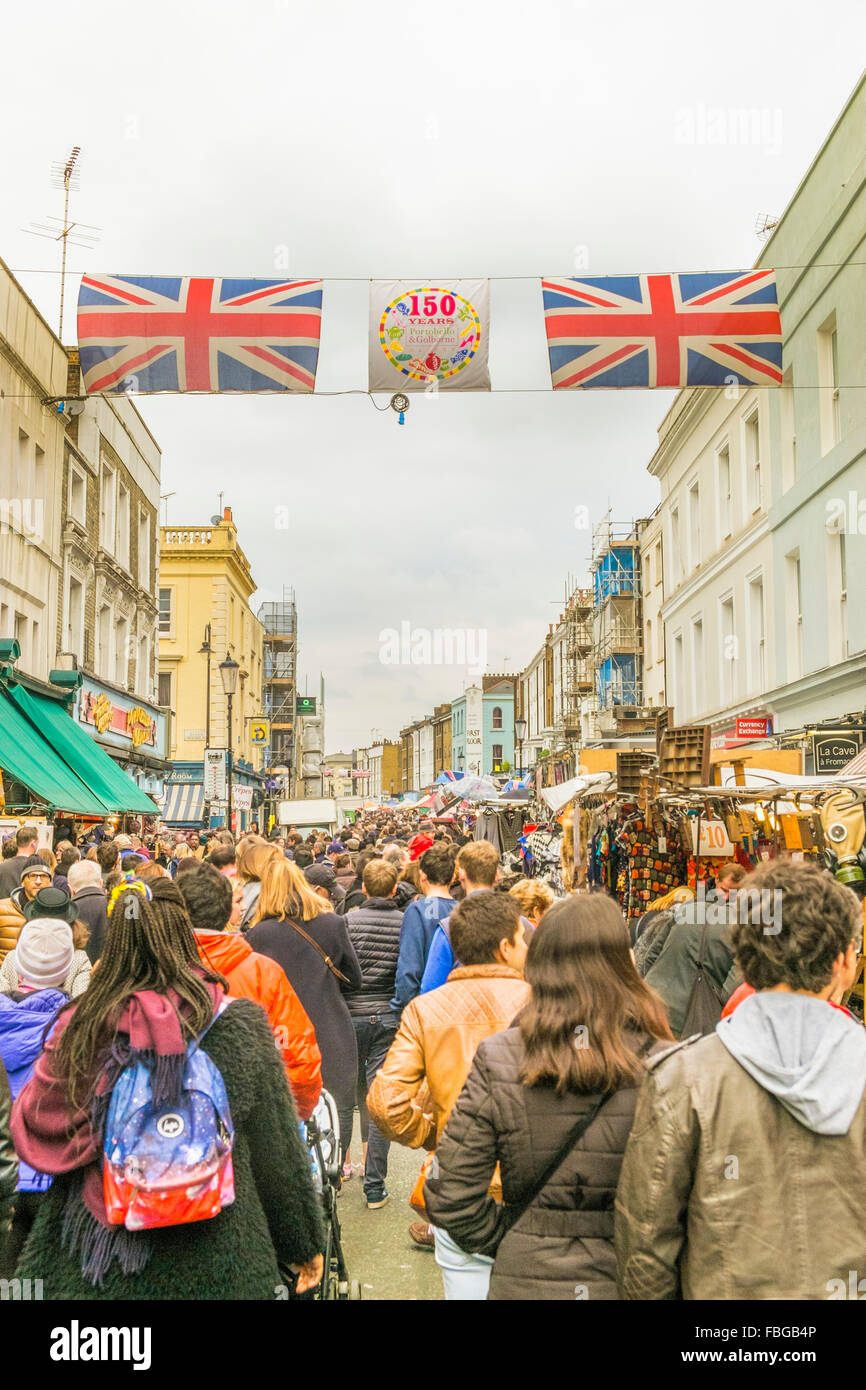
xmin=556 ymin=579 xmax=594 ymax=742
xmin=258 ymin=589 xmax=297 ymax=778
xmin=590 ymin=515 xmax=645 ymax=713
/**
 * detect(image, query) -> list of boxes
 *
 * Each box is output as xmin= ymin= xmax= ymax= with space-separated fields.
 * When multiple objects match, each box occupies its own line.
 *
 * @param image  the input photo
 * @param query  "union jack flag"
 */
xmin=542 ymin=270 xmax=782 ymax=389
xmin=76 ymin=275 xmax=323 ymax=393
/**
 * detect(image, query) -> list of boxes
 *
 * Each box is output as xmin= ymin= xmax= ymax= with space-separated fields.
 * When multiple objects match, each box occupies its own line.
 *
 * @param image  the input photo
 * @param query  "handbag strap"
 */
xmin=505 ymin=1038 xmax=654 ymax=1232
xmin=695 ymin=918 xmax=711 ymax=972
xmin=287 ymin=917 xmax=351 ymax=985
xmin=504 ymin=1089 xmax=614 ymax=1233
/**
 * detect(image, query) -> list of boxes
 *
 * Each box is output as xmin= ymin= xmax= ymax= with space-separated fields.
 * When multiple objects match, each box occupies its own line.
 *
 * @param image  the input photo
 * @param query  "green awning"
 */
xmin=0 ymin=684 xmax=110 ymax=815
xmin=1 ymin=680 xmax=158 ymax=817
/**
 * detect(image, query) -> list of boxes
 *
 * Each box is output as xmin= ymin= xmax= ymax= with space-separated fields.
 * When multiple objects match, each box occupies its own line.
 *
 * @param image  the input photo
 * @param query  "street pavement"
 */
xmin=338 ymin=1140 xmax=444 ymax=1300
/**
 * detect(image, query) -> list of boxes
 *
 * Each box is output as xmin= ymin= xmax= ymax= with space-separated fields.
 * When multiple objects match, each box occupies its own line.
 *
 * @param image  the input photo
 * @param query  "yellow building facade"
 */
xmin=158 ymin=507 xmax=264 ymax=827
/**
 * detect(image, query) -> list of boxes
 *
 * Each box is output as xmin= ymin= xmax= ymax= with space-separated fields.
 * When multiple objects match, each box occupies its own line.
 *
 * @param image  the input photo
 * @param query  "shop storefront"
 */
xmin=160 ymin=758 xmax=264 ymax=833
xmin=0 ymin=646 xmax=160 ymax=832
xmin=75 ymin=676 xmax=169 ymax=803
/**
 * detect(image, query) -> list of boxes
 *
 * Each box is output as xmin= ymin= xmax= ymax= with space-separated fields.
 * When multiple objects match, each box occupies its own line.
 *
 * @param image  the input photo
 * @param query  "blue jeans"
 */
xmin=431 ymin=1225 xmax=494 ymax=1300
xmin=350 ymin=1011 xmax=399 ymax=1200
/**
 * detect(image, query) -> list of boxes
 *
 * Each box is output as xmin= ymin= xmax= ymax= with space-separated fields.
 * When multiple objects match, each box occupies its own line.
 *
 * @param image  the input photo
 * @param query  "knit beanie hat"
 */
xmin=14 ymin=918 xmax=74 ymax=991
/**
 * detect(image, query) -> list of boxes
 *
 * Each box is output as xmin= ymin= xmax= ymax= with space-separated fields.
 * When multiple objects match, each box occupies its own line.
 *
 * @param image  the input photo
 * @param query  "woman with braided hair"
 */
xmin=10 ymin=883 xmax=324 ymax=1299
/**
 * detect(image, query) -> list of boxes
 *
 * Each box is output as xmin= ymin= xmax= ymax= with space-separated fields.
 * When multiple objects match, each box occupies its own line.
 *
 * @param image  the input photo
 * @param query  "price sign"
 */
xmin=690 ymin=818 xmax=735 ymax=857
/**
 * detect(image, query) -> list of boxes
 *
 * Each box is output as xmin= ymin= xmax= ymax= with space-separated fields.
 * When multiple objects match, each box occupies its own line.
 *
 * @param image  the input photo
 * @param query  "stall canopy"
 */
xmin=0 ymin=677 xmax=157 ymax=816
xmin=161 ymin=783 xmax=206 ymax=825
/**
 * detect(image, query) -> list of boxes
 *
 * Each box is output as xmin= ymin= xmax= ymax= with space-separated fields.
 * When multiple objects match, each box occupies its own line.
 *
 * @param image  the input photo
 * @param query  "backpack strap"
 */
xmin=189 ymin=995 xmax=234 ymax=1054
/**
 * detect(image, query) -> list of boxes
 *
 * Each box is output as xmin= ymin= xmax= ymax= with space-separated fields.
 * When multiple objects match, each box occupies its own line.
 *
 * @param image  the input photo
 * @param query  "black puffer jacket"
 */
xmin=424 ymin=1025 xmax=667 ymax=1300
xmin=343 ymin=897 xmax=403 ymax=1017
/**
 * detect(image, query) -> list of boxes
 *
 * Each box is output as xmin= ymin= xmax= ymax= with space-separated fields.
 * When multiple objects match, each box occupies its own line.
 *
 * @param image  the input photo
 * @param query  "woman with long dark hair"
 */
xmin=10 ymin=885 xmax=323 ymax=1299
xmin=424 ymin=893 xmax=673 ymax=1300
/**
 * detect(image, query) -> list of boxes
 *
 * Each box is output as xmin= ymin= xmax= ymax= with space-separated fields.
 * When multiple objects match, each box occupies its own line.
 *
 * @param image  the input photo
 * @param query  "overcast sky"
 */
xmin=3 ymin=2 xmax=864 ymax=752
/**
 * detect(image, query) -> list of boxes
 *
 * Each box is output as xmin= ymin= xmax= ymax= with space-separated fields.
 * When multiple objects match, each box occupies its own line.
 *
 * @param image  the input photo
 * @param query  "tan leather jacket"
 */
xmin=615 ymin=1032 xmax=866 ymax=1300
xmin=0 ymin=896 xmax=25 ymax=966
xmin=367 ymin=964 xmax=530 ymax=1152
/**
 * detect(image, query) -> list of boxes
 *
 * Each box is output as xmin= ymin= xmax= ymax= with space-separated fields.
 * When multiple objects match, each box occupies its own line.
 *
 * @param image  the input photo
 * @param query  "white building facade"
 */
xmin=0 ymin=259 xmax=68 ymax=679
xmin=648 ymin=74 xmax=866 ymax=748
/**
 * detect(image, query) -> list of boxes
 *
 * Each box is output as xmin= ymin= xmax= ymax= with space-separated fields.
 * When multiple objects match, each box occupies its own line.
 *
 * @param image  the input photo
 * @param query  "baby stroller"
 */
xmin=302 ymin=1090 xmax=362 ymax=1301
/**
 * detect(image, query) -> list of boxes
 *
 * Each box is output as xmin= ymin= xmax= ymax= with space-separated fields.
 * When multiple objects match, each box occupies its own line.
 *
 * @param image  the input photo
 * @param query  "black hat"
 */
xmin=20 ymin=855 xmax=52 ymax=882
xmin=22 ymin=884 xmax=79 ymax=924
xmin=304 ymin=863 xmax=337 ymax=891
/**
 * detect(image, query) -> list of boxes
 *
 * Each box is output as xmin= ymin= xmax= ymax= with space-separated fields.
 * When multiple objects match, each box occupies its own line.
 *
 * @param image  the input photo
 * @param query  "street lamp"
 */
xmin=515 ymin=716 xmax=527 ymax=778
xmin=457 ymin=751 xmax=465 ymax=773
xmin=219 ymin=652 xmax=239 ymax=831
xmin=199 ymin=624 xmax=213 ymax=747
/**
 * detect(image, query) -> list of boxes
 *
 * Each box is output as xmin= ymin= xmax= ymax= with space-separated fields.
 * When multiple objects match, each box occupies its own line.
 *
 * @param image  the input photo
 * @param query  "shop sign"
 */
xmin=465 ymin=686 xmax=483 ymax=776
xmin=250 ymin=719 xmax=269 ymax=744
xmin=813 ymin=732 xmax=863 ymax=774
xmin=204 ymin=749 xmax=227 ymax=800
xmin=735 ymin=717 xmax=773 ymax=739
xmin=79 ymin=681 xmax=167 ymax=758
xmin=231 ymin=785 xmax=254 ymax=810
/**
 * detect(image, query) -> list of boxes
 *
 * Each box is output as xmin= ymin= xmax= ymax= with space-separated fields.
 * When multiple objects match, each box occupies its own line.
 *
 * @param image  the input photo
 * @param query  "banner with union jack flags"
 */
xmin=541 ymin=270 xmax=782 ymax=389
xmin=77 ymin=275 xmax=323 ymax=393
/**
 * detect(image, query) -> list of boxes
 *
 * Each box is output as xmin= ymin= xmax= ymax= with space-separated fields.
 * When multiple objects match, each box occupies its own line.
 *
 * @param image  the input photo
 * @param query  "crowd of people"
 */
xmin=0 ymin=806 xmax=863 ymax=1301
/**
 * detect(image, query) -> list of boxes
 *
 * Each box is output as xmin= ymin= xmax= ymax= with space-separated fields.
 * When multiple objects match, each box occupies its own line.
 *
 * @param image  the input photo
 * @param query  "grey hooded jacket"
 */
xmin=615 ymin=991 xmax=866 ymax=1300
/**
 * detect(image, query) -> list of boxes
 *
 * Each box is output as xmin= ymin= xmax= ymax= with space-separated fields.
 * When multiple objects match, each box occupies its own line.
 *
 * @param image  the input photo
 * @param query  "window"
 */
xmin=491 ymin=744 xmax=503 ymax=767
xmin=158 ymin=588 xmax=172 ymax=635
xmin=827 ymin=529 xmax=848 ymax=664
xmin=14 ymin=614 xmax=27 ymax=668
xmin=818 ymin=313 xmax=840 ymax=454
xmin=785 ymin=552 xmax=803 ymax=681
xmin=115 ymin=615 xmax=129 ymax=686
xmin=97 ymin=605 xmax=112 ymax=679
xmin=100 ymin=463 xmax=116 ymax=551
xmin=138 ymin=510 xmax=150 ymax=589
xmin=492 ymin=706 xmax=503 ymax=729
xmin=673 ymin=631 xmax=684 ymax=716
xmin=744 ymin=410 xmax=761 ymax=512
xmin=138 ymin=632 xmax=150 ymax=693
xmin=69 ymin=465 xmax=86 ymax=525
xmin=646 ymin=617 xmax=653 ymax=668
xmin=692 ymin=619 xmax=704 ymax=715
xmin=64 ymin=575 xmax=84 ymax=659
xmin=158 ymin=672 xmax=172 ymax=708
xmin=117 ymin=482 xmax=130 ymax=569
xmin=720 ymin=596 xmax=735 ymax=705
xmin=748 ymin=576 xmax=765 ymax=693
xmin=780 ymin=367 xmax=797 ymax=490
xmin=17 ymin=431 xmax=31 ymax=496
xmin=688 ymin=481 xmax=700 ymax=568
xmin=670 ymin=505 xmax=681 ymax=583
xmin=654 ymin=540 xmax=662 ymax=588
xmin=717 ymin=444 xmax=732 ymax=540
xmin=34 ymin=445 xmax=45 ymax=504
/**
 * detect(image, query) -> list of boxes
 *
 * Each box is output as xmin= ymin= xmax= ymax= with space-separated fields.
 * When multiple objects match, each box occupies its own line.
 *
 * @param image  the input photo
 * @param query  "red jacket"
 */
xmin=195 ymin=931 xmax=322 ymax=1120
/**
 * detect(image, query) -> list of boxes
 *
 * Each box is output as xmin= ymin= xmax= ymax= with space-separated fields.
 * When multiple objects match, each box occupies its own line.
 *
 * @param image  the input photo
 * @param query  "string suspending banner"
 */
xmin=368 ymin=280 xmax=491 ymax=392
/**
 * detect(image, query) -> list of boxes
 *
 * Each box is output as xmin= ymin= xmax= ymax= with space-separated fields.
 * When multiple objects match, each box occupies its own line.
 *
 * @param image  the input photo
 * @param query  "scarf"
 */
xmin=11 ymin=974 xmax=225 ymax=1285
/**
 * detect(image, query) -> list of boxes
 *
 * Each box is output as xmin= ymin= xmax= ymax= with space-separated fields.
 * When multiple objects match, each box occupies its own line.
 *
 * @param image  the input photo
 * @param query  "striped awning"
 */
xmin=840 ymin=748 xmax=866 ymax=778
xmin=161 ymin=782 xmax=205 ymax=824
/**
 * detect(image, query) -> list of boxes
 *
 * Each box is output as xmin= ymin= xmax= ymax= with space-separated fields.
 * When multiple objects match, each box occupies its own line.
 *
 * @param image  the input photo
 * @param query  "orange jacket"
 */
xmin=195 ymin=930 xmax=322 ymax=1120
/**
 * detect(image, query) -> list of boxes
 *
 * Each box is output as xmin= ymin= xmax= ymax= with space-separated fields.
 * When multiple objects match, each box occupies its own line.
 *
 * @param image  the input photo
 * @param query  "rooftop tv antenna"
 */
xmin=22 ymin=146 xmax=101 ymax=340
xmin=754 ymin=213 xmax=779 ymax=240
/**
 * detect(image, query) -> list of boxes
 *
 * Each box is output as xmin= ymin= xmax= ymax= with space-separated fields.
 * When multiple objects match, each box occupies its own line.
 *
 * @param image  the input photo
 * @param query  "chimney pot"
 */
xmin=223 ymin=506 xmax=232 ymax=521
